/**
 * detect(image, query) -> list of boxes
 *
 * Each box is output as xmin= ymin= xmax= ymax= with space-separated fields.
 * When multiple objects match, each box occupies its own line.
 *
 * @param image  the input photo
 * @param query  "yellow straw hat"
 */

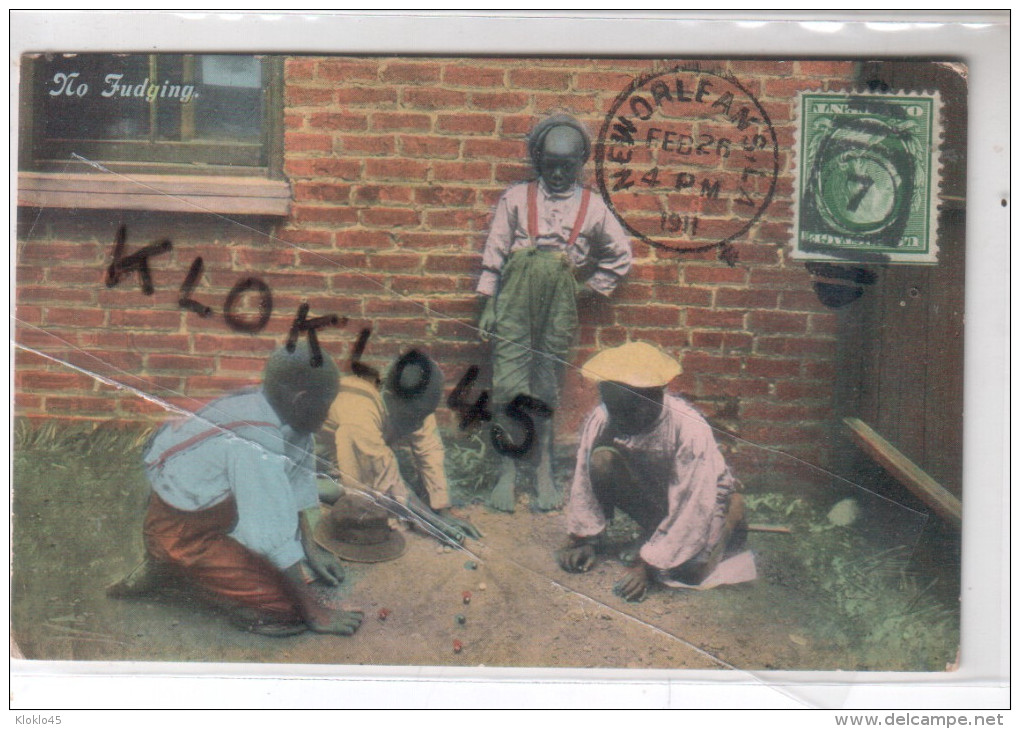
xmin=580 ymin=342 xmax=682 ymax=388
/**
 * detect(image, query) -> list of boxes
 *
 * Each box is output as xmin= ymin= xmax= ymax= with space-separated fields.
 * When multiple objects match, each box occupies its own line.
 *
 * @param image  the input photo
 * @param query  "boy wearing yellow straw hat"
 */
xmin=558 ymin=342 xmax=751 ymax=601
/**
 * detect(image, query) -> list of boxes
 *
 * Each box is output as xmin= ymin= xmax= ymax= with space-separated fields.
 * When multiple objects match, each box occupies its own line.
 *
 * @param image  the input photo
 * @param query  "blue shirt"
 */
xmin=142 ymin=388 xmax=317 ymax=569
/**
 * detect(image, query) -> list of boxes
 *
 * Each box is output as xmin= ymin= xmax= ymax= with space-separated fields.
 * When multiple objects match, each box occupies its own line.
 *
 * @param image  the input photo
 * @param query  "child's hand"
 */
xmin=613 ymin=561 xmax=650 ymax=602
xmin=304 ymin=543 xmax=345 ymax=586
xmin=478 ymin=296 xmax=497 ymax=341
xmin=556 ymin=540 xmax=597 ymax=573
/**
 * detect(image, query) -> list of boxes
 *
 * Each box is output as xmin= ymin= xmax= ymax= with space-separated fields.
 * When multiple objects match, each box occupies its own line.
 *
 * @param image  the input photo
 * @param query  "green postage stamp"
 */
xmin=793 ymin=91 xmax=942 ymax=264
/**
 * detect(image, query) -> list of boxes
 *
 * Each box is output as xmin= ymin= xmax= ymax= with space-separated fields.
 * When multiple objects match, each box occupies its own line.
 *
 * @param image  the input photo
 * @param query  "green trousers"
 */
xmin=492 ymin=248 xmax=579 ymax=409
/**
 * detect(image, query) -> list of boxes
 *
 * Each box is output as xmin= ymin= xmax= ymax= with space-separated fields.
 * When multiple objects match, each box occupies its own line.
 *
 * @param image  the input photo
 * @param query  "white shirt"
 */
xmin=566 ymin=394 xmax=738 ymax=570
xmin=477 ymin=180 xmax=633 ymax=297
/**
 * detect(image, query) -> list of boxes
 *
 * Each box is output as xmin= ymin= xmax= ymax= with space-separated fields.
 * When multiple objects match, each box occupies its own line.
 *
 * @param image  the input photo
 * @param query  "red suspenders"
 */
xmin=146 ymin=420 xmax=278 ymax=471
xmin=527 ymin=181 xmax=591 ymax=248
xmin=527 ymin=181 xmax=539 ymax=244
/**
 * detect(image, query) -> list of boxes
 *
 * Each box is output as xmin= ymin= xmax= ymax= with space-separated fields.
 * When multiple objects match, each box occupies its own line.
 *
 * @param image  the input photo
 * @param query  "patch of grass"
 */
xmin=746 ymin=491 xmax=959 ymax=671
xmin=12 ymin=417 xmax=154 ymax=520
xmin=443 ymin=430 xmax=501 ymax=494
xmin=14 ymin=418 xmax=153 ymax=477
xmin=12 ymin=418 xmax=156 ymax=654
xmin=390 ymin=428 xmax=501 ymax=506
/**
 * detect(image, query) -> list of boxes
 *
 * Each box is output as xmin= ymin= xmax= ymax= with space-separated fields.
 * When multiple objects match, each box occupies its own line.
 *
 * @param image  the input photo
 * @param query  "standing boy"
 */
xmin=477 ymin=114 xmax=633 ymax=512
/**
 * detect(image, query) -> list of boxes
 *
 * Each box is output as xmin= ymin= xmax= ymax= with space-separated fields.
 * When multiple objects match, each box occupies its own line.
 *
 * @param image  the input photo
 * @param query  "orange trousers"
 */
xmin=142 ymin=493 xmax=301 ymax=622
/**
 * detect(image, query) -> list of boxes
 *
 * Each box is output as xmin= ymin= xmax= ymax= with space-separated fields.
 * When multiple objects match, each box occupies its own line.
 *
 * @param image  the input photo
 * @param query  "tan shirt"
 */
xmin=326 ymin=375 xmax=451 ymax=511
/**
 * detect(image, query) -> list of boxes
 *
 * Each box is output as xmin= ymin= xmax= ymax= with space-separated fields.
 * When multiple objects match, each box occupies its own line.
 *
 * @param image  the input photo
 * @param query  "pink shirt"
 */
xmin=566 ymin=394 xmax=738 ymax=570
xmin=477 ymin=180 xmax=632 ymax=297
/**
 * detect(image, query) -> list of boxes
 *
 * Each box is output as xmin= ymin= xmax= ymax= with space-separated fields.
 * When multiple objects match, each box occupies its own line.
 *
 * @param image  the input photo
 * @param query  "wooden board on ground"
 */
xmin=843 ymin=417 xmax=962 ymax=526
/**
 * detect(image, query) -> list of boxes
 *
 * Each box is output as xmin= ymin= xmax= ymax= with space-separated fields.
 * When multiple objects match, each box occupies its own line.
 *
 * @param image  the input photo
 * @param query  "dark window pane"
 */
xmin=194 ymin=55 xmax=263 ymax=141
xmin=28 ymin=53 xmax=272 ymax=171
xmin=38 ymin=54 xmax=151 ymax=141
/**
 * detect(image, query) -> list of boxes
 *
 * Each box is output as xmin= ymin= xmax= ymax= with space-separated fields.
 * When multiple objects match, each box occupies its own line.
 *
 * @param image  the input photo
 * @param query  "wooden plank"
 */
xmin=19 ymin=172 xmax=291 ymax=198
xmin=18 ymin=189 xmax=290 ymax=217
xmin=18 ymin=172 xmax=291 ymax=216
xmin=843 ymin=417 xmax=962 ymax=525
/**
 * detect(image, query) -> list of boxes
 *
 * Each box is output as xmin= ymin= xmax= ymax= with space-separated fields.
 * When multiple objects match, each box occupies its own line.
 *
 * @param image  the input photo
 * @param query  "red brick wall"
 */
xmin=15 ymin=57 xmax=857 ymax=467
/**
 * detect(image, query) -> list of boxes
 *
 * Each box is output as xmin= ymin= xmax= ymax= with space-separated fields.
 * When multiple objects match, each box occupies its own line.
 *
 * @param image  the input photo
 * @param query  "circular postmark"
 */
xmin=595 ymin=65 xmax=779 ymax=259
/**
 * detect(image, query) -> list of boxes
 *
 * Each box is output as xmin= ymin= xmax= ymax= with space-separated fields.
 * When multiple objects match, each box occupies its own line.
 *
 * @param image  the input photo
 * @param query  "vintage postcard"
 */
xmin=9 ymin=17 xmax=1006 ymax=704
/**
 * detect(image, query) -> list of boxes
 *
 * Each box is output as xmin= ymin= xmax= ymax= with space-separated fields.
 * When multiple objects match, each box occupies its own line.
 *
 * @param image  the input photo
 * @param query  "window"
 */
xmin=18 ymin=53 xmax=288 ymax=215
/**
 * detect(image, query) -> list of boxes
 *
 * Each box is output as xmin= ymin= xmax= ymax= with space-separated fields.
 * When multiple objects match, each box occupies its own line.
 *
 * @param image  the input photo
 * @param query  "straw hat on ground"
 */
xmin=314 ymin=490 xmax=406 ymax=563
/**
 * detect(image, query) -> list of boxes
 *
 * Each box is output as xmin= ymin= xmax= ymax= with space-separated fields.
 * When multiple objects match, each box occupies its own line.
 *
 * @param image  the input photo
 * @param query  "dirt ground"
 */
xmin=11 ymin=422 xmax=959 ymax=672
xmin=11 ymin=505 xmax=827 ymax=670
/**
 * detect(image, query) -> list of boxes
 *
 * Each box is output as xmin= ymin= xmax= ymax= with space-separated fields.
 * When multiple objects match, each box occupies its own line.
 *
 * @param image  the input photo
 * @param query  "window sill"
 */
xmin=17 ymin=172 xmax=291 ymax=217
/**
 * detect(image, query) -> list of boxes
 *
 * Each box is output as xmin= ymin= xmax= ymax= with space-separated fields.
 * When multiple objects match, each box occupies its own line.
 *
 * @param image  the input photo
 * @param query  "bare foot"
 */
xmin=306 ymin=608 xmax=364 ymax=636
xmin=535 ymin=482 xmax=563 ymax=511
xmin=489 ymin=479 xmax=516 ymax=513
